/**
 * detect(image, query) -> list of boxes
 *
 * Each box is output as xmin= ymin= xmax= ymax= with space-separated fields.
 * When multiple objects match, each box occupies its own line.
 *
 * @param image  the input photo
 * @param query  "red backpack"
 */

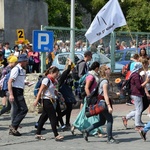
xmin=121 ymin=62 xmax=131 ymax=77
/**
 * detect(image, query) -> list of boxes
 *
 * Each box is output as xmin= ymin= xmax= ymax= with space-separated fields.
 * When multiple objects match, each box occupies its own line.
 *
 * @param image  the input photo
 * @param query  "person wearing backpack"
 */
xmin=83 ymin=64 xmax=119 ymax=144
xmin=33 ymin=66 xmax=64 ymax=141
xmin=0 ymin=55 xmax=18 ymax=116
xmin=8 ymin=54 xmax=29 ymax=136
xmin=71 ymin=62 xmax=106 ymax=137
xmin=76 ymin=51 xmax=92 ymax=109
xmin=122 ymin=62 xmax=149 ymax=131
xmin=34 ymin=74 xmax=66 ymax=131
xmin=121 ymin=54 xmax=140 ymax=106
xmin=78 ymin=50 xmax=92 ymax=78
xmin=72 ymin=50 xmax=92 ymax=81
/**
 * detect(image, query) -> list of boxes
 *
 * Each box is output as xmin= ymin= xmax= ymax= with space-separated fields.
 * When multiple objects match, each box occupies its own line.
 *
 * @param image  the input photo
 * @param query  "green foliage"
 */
xmin=126 ymin=1 xmax=150 ymax=31
xmin=45 ymin=0 xmax=150 ymax=32
xmin=45 ymin=0 xmax=83 ymax=28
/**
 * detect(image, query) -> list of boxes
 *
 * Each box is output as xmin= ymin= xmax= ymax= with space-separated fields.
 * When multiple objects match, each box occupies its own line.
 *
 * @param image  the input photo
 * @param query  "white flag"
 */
xmin=85 ymin=0 xmax=127 ymax=44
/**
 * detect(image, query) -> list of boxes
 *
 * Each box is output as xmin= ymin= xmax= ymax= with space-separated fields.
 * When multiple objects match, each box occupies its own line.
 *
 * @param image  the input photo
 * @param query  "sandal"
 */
xmin=55 ymin=135 xmax=64 ymax=141
xmin=35 ymin=135 xmax=46 ymax=140
xmin=71 ymin=125 xmax=75 ymax=135
xmin=97 ymin=133 xmax=107 ymax=138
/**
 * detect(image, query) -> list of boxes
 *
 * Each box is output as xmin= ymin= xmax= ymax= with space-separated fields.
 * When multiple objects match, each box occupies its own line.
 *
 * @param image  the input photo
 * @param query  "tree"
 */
xmin=45 ymin=0 xmax=84 ymax=28
xmin=125 ymin=0 xmax=150 ymax=31
xmin=45 ymin=0 xmax=150 ymax=32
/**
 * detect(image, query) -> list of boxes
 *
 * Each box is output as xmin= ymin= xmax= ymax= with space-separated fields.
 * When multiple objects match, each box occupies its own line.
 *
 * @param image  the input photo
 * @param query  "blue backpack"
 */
xmin=2 ymin=66 xmax=20 ymax=91
xmin=34 ymin=75 xmax=50 ymax=97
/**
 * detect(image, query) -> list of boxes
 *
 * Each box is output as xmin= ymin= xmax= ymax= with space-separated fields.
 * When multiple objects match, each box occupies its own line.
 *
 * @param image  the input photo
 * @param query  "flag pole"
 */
xmin=126 ymin=24 xmax=134 ymax=42
xmin=126 ymin=24 xmax=138 ymax=53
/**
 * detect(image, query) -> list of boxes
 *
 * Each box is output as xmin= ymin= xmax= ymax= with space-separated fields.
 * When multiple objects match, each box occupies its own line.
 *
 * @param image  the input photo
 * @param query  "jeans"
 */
xmin=86 ymin=108 xmax=113 ymax=140
xmin=28 ymin=65 xmax=33 ymax=73
xmin=11 ymin=88 xmax=28 ymax=128
xmin=126 ymin=95 xmax=143 ymax=126
xmin=143 ymin=121 xmax=150 ymax=133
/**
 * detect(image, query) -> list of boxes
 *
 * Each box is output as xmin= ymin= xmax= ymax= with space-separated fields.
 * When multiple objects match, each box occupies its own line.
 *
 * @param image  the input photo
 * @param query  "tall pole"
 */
xmin=40 ymin=25 xmax=46 ymax=73
xmin=70 ymin=0 xmax=75 ymax=62
xmin=110 ymin=32 xmax=116 ymax=72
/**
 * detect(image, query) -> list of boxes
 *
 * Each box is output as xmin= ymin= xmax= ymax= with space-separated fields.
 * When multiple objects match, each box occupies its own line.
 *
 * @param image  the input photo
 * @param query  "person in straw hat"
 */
xmin=0 ymin=55 xmax=18 ymax=116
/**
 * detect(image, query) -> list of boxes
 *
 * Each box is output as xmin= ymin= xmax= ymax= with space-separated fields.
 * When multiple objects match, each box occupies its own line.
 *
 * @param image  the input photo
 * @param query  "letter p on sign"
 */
xmin=38 ymin=33 xmax=49 ymax=49
xmin=33 ymin=30 xmax=54 ymax=52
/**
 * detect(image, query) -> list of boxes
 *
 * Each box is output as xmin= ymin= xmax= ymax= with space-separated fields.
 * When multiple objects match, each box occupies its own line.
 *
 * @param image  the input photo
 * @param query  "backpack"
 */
xmin=121 ymin=77 xmax=132 ymax=95
xmin=0 ymin=65 xmax=4 ymax=79
xmin=71 ymin=59 xmax=85 ymax=80
xmin=122 ymin=62 xmax=131 ymax=77
xmin=1 ymin=66 xmax=20 ymax=91
xmin=78 ymin=73 xmax=95 ymax=99
xmin=0 ymin=67 xmax=8 ymax=90
xmin=33 ymin=75 xmax=50 ymax=97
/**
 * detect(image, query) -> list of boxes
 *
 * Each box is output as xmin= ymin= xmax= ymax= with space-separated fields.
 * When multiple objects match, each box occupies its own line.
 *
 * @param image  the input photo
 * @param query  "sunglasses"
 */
xmin=105 ymin=67 xmax=110 ymax=70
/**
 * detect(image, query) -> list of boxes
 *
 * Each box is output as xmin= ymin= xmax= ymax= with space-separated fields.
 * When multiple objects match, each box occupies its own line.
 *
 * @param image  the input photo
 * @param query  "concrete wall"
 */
xmin=0 ymin=0 xmax=4 ymax=29
xmin=3 ymin=0 xmax=48 ymax=46
xmin=0 ymin=29 xmax=4 ymax=43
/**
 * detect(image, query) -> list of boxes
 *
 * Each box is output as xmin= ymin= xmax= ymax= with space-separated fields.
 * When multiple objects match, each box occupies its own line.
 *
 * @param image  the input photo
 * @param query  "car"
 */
xmin=115 ymin=46 xmax=150 ymax=66
xmin=52 ymin=51 xmax=124 ymax=73
xmin=115 ymin=48 xmax=140 ymax=65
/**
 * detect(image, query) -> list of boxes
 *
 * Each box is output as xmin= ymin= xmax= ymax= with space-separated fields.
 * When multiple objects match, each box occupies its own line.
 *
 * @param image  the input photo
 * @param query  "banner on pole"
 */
xmin=85 ymin=0 xmax=127 ymax=44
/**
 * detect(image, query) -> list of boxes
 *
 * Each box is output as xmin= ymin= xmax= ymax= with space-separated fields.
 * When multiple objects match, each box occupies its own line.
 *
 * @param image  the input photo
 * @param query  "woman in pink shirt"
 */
xmin=71 ymin=61 xmax=106 ymax=137
xmin=32 ymin=52 xmax=40 ymax=73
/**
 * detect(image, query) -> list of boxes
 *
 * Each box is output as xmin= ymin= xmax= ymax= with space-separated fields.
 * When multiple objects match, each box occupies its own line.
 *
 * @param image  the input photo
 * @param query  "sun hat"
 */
xmin=132 ymin=62 xmax=143 ymax=73
xmin=18 ymin=54 xmax=28 ymax=62
xmin=7 ymin=55 xmax=18 ymax=63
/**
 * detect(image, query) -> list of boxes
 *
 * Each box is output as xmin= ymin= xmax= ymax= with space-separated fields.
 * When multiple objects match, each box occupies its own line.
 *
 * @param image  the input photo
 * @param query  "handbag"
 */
xmin=85 ymin=100 xmax=106 ymax=118
xmin=85 ymin=95 xmax=106 ymax=118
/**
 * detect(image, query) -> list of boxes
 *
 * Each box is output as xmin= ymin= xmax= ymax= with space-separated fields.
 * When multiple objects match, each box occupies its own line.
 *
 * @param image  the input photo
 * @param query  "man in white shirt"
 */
xmin=8 ymin=54 xmax=28 ymax=136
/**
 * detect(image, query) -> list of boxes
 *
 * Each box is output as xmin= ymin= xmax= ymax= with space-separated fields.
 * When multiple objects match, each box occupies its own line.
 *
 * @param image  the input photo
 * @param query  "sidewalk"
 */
xmin=0 ymin=104 xmax=150 ymax=150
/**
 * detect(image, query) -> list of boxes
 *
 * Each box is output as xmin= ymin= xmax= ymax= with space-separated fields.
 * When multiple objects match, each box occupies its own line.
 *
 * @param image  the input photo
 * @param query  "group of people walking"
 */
xmin=121 ymin=47 xmax=150 ymax=141
xmin=1 ymin=47 xmax=150 ymax=144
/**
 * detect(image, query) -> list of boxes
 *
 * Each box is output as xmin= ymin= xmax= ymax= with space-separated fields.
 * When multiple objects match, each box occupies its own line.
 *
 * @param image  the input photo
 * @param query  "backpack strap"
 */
xmin=13 ymin=66 xmax=21 ymax=77
xmin=42 ymin=77 xmax=51 ymax=94
xmin=98 ymin=78 xmax=108 ymax=95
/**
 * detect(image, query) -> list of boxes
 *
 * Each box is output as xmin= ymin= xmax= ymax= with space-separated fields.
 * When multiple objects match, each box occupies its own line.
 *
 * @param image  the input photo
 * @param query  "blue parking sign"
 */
xmin=33 ymin=30 xmax=54 ymax=52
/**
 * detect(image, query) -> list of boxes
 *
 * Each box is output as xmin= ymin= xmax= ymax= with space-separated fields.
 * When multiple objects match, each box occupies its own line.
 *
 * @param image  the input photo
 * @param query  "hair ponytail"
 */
xmin=99 ymin=65 xmax=107 ymax=78
xmin=45 ymin=66 xmax=59 ymax=76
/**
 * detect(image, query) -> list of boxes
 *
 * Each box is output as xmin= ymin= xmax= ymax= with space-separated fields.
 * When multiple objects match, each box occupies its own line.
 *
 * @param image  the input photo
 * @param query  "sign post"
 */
xmin=32 ymin=30 xmax=54 ymax=73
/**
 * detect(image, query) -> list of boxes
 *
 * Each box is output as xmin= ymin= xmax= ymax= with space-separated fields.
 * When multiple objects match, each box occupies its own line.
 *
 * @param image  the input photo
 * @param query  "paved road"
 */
xmin=0 ymin=104 xmax=150 ymax=150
